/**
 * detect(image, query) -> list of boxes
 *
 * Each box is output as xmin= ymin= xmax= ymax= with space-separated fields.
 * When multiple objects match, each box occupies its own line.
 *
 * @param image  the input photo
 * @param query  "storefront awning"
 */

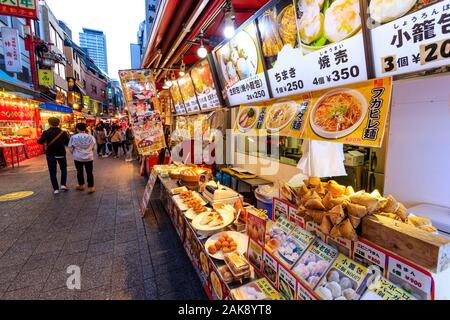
xmin=0 ymin=69 xmax=39 ymax=99
xmin=39 ymin=103 xmax=73 ymax=114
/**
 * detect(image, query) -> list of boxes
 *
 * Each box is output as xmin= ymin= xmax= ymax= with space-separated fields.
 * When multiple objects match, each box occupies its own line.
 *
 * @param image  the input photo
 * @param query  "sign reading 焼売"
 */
xmin=370 ymin=0 xmax=450 ymax=77
xmin=215 ymin=22 xmax=270 ymax=106
xmin=38 ymin=69 xmax=54 ymax=87
xmin=0 ymin=0 xmax=37 ymax=19
xmin=303 ymin=77 xmax=393 ymax=148
xmin=2 ymin=26 xmax=22 ymax=73
xmin=258 ymin=0 xmax=368 ymax=98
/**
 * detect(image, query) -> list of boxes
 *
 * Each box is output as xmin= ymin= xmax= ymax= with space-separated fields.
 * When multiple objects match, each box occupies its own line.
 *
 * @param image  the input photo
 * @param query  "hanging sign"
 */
xmin=214 ymin=22 xmax=271 ymax=106
xmin=0 ymin=0 xmax=37 ymax=19
xmin=169 ymin=82 xmax=186 ymax=115
xmin=258 ymin=0 xmax=368 ymax=98
xmin=190 ymin=58 xmax=221 ymax=110
xmin=177 ymin=73 xmax=201 ymax=113
xmin=2 ymin=27 xmax=22 ymax=73
xmin=369 ymin=0 xmax=450 ymax=77
xmin=303 ymin=77 xmax=392 ymax=148
xmin=38 ymin=68 xmax=54 ymax=87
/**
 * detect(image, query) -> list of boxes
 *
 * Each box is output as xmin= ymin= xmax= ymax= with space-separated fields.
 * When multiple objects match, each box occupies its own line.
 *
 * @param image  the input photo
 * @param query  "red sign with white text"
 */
xmin=0 ymin=0 xmax=38 ymax=19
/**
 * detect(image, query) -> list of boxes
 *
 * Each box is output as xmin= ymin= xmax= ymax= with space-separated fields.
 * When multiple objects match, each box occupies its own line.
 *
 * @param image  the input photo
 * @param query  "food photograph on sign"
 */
xmin=169 ymin=81 xmax=185 ymax=113
xmin=177 ymin=73 xmax=200 ymax=112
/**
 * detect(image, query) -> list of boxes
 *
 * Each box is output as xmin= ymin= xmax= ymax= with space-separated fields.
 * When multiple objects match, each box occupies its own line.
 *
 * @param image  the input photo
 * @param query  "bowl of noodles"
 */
xmin=237 ymin=107 xmax=259 ymax=133
xmin=265 ymin=101 xmax=298 ymax=133
xmin=310 ymin=88 xmax=367 ymax=139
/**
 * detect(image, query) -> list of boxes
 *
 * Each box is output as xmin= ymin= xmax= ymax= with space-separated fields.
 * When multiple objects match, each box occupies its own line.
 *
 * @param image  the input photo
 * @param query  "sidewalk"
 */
xmin=0 ymin=154 xmax=206 ymax=300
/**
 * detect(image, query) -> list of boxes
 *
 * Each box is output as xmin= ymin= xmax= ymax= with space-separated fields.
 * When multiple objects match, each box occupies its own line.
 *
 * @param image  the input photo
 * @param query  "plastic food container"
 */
xmin=224 ymin=252 xmax=250 ymax=278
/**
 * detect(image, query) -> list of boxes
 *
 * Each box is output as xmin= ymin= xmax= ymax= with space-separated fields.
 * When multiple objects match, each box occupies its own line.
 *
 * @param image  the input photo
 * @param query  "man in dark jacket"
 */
xmin=37 ymin=117 xmax=70 ymax=194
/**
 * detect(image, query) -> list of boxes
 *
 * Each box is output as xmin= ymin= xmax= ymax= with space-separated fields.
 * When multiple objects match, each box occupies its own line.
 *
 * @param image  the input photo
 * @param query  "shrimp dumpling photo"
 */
xmin=324 ymin=0 xmax=361 ymax=43
xmin=369 ymin=0 xmax=417 ymax=24
xmin=299 ymin=5 xmax=325 ymax=44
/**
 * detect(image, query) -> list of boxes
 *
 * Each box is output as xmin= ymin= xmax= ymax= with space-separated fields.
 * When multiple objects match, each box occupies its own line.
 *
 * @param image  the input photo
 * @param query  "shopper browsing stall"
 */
xmin=68 ymin=123 xmax=96 ymax=194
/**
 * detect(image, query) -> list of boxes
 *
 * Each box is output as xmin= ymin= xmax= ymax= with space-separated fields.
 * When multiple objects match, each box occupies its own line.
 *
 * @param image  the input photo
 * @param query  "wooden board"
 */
xmin=361 ymin=215 xmax=450 ymax=273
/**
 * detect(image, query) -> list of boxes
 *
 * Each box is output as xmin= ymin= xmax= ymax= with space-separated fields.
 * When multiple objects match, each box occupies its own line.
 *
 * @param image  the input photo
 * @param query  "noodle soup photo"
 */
xmin=309 ymin=89 xmax=367 ymax=139
xmin=265 ymin=101 xmax=298 ymax=133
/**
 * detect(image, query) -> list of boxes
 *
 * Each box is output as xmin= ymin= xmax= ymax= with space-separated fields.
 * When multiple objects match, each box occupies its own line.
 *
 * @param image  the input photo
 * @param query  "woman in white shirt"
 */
xmin=68 ymin=122 xmax=97 ymax=193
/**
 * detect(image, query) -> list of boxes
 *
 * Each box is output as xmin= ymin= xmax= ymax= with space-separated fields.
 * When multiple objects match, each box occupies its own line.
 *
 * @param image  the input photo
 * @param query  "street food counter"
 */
xmin=143 ymin=165 xmax=450 ymax=300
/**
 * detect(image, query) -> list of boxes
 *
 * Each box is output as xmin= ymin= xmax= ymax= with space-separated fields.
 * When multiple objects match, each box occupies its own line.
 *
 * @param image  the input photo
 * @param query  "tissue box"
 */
xmin=344 ymin=150 xmax=365 ymax=166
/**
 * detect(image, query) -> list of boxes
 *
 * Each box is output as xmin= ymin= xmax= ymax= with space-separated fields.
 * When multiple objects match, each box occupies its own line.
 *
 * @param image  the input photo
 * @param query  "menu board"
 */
xmin=119 ymin=69 xmax=166 ymax=155
xmin=214 ymin=22 xmax=271 ymax=106
xmin=190 ymin=58 xmax=222 ymax=110
xmin=177 ymin=73 xmax=201 ymax=113
xmin=303 ymin=77 xmax=392 ymax=147
xmin=169 ymin=82 xmax=186 ymax=114
xmin=233 ymin=93 xmax=311 ymax=138
xmin=369 ymin=0 xmax=450 ymax=77
xmin=258 ymin=0 xmax=368 ymax=98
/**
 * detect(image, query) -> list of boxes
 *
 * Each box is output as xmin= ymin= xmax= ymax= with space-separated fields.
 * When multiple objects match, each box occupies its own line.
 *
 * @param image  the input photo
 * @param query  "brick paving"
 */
xmin=0 ymin=154 xmax=207 ymax=300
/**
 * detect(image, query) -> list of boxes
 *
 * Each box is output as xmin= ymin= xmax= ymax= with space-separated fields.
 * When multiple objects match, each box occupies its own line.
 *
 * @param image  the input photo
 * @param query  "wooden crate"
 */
xmin=361 ymin=215 xmax=450 ymax=273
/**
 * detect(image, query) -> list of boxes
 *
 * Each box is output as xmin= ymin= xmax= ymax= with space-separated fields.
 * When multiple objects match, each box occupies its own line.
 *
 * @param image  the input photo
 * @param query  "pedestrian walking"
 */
xmin=94 ymin=124 xmax=107 ymax=157
xmin=120 ymin=125 xmax=129 ymax=156
xmin=68 ymin=122 xmax=96 ymax=193
xmin=37 ymin=117 xmax=70 ymax=194
xmin=108 ymin=125 xmax=122 ymax=158
xmin=125 ymin=124 xmax=137 ymax=162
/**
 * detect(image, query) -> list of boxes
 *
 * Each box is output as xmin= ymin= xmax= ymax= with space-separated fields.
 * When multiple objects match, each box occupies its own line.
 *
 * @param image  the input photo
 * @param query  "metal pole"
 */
xmin=26 ymin=18 xmax=38 ymax=90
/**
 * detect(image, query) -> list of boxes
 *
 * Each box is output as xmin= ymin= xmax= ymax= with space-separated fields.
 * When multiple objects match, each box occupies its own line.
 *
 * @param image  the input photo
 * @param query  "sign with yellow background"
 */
xmin=38 ymin=69 xmax=54 ymax=87
xmin=233 ymin=93 xmax=311 ymax=138
xmin=304 ymin=77 xmax=392 ymax=148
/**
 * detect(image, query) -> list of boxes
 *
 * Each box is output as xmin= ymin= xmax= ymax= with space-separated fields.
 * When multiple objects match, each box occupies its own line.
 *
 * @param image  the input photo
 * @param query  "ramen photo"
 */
xmin=265 ymin=101 xmax=298 ymax=132
xmin=310 ymin=89 xmax=367 ymax=138
xmin=237 ymin=107 xmax=258 ymax=132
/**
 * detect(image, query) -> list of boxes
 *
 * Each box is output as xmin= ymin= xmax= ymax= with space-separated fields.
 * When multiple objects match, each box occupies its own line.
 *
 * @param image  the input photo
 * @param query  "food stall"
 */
xmin=137 ymin=0 xmax=450 ymax=300
xmin=38 ymin=103 xmax=74 ymax=133
xmin=0 ymin=91 xmax=44 ymax=168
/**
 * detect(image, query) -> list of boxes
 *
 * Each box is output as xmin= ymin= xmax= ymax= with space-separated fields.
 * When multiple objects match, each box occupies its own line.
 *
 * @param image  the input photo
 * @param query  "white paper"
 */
xmin=297 ymin=140 xmax=347 ymax=178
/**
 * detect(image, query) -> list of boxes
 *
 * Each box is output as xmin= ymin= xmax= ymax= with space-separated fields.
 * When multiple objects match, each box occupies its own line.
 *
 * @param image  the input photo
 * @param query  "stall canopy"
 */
xmin=141 ymin=0 xmax=269 ymax=86
xmin=39 ymin=103 xmax=73 ymax=114
xmin=0 ymin=69 xmax=38 ymax=99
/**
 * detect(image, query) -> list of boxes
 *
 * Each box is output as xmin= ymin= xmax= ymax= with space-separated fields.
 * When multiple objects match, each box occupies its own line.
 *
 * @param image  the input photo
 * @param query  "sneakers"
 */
xmin=102 ymin=155 xmax=109 ymax=158
xmin=60 ymin=186 xmax=69 ymax=192
xmin=53 ymin=190 xmax=60 ymax=195
xmin=76 ymin=185 xmax=85 ymax=191
xmin=88 ymin=187 xmax=96 ymax=194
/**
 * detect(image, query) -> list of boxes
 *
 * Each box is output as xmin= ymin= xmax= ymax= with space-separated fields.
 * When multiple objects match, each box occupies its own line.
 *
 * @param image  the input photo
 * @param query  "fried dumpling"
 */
xmin=299 ymin=185 xmax=310 ymax=197
xmin=320 ymin=215 xmax=333 ymax=234
xmin=326 ymin=180 xmax=346 ymax=197
xmin=314 ymin=182 xmax=326 ymax=196
xmin=305 ymin=197 xmax=326 ymax=210
xmin=395 ymin=203 xmax=408 ymax=222
xmin=330 ymin=225 xmax=341 ymax=238
xmin=349 ymin=192 xmax=380 ymax=213
xmin=347 ymin=203 xmax=368 ymax=218
xmin=348 ymin=214 xmax=361 ymax=229
xmin=382 ymin=195 xmax=400 ymax=213
xmin=323 ymin=192 xmax=335 ymax=210
xmin=338 ymin=219 xmax=358 ymax=240
xmin=330 ymin=196 xmax=348 ymax=208
xmin=301 ymin=190 xmax=313 ymax=204
xmin=328 ymin=204 xmax=345 ymax=225
xmin=345 ymin=186 xmax=355 ymax=196
xmin=307 ymin=209 xmax=326 ymax=224
xmin=408 ymin=216 xmax=432 ymax=228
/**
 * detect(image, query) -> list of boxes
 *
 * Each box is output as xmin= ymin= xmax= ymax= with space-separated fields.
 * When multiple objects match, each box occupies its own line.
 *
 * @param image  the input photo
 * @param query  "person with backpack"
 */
xmin=68 ymin=122 xmax=96 ymax=193
xmin=37 ymin=117 xmax=70 ymax=195
xmin=95 ymin=124 xmax=107 ymax=157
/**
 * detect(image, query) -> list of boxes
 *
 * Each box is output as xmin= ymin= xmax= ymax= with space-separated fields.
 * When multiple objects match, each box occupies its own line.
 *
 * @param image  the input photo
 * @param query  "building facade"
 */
xmin=145 ymin=0 xmax=159 ymax=38
xmin=108 ymin=80 xmax=125 ymax=117
xmin=79 ymin=28 xmax=108 ymax=75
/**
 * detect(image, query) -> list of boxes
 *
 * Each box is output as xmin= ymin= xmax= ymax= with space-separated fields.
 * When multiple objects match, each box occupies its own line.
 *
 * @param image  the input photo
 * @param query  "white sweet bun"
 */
xmin=324 ymin=0 xmax=361 ymax=43
xmin=369 ymin=0 xmax=417 ymax=24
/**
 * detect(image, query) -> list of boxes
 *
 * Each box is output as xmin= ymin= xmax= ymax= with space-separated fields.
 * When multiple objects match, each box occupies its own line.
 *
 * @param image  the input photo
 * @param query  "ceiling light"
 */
xmin=197 ymin=30 xmax=208 ymax=58
xmin=179 ymin=57 xmax=186 ymax=76
xmin=223 ymin=2 xmax=235 ymax=39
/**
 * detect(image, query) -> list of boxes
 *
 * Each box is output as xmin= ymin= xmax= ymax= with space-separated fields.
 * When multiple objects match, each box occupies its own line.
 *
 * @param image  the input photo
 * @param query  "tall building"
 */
xmin=130 ymin=44 xmax=141 ymax=69
xmin=79 ymin=28 xmax=108 ymax=75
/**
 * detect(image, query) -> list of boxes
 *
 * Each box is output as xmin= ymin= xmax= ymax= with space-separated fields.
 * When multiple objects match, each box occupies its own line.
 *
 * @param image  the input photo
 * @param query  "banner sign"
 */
xmin=119 ymin=69 xmax=166 ymax=155
xmin=215 ymin=22 xmax=271 ymax=106
xmin=303 ymin=77 xmax=392 ymax=147
xmin=38 ymin=68 xmax=54 ymax=87
xmin=258 ymin=0 xmax=368 ymax=98
xmin=369 ymin=0 xmax=450 ymax=77
xmin=0 ymin=0 xmax=37 ymax=19
xmin=190 ymin=58 xmax=221 ymax=110
xmin=2 ymin=27 xmax=22 ymax=73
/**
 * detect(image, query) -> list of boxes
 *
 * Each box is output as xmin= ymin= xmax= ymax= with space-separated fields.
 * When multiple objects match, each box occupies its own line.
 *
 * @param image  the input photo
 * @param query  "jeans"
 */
xmin=74 ymin=160 xmax=94 ymax=188
xmin=112 ymin=142 xmax=121 ymax=156
xmin=46 ymin=155 xmax=67 ymax=191
xmin=97 ymin=143 xmax=106 ymax=156
xmin=121 ymin=141 xmax=129 ymax=155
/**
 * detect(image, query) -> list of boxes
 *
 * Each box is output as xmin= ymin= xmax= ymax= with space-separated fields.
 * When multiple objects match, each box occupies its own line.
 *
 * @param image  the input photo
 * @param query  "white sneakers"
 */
xmin=60 ymin=186 xmax=69 ymax=192
xmin=53 ymin=190 xmax=60 ymax=195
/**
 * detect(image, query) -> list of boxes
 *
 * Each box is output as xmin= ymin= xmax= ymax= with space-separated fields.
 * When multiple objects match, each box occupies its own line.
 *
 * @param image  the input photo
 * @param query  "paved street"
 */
xmin=0 ymin=154 xmax=207 ymax=300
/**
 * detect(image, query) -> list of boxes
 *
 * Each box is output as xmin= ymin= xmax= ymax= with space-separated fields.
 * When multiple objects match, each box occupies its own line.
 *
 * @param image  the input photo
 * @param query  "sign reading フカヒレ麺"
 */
xmin=0 ymin=0 xmax=37 ymax=19
xmin=369 ymin=0 xmax=450 ymax=77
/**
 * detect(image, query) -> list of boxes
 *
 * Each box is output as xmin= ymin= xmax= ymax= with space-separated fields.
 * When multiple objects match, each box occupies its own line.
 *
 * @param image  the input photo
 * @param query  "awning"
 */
xmin=39 ymin=103 xmax=73 ymax=114
xmin=71 ymin=82 xmax=87 ymax=96
xmin=0 ymin=69 xmax=39 ymax=99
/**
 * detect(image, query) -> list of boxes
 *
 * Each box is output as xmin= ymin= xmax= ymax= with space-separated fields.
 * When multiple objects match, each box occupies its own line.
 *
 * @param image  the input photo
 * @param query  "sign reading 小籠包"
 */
xmin=2 ymin=26 xmax=22 ymax=73
xmin=369 ymin=0 xmax=450 ymax=77
xmin=214 ymin=22 xmax=271 ymax=106
xmin=257 ymin=0 xmax=368 ymax=98
xmin=0 ymin=0 xmax=37 ymax=19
